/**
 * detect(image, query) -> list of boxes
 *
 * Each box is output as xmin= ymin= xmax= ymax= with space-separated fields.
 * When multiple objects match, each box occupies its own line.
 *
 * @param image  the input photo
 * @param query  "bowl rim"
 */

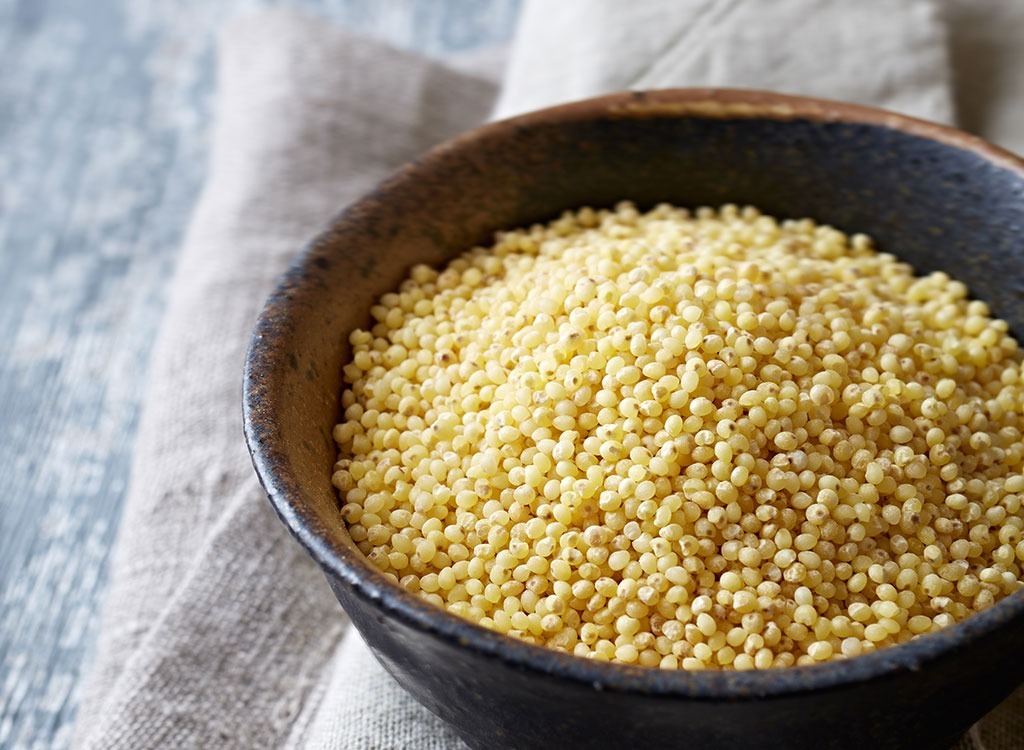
xmin=244 ymin=87 xmax=1024 ymax=699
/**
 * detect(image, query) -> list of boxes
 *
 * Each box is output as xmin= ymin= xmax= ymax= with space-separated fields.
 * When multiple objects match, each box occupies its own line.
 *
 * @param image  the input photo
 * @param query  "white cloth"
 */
xmin=74 ymin=2 xmax=1024 ymax=749
xmin=493 ymin=0 xmax=953 ymax=122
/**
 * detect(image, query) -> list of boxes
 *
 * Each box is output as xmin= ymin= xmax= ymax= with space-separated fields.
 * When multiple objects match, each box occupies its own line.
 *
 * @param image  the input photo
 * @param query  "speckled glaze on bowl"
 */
xmin=244 ymin=89 xmax=1024 ymax=750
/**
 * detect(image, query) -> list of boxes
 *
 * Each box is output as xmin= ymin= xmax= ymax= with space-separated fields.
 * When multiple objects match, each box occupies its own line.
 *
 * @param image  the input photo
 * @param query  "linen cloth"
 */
xmin=74 ymin=1 xmax=1023 ymax=748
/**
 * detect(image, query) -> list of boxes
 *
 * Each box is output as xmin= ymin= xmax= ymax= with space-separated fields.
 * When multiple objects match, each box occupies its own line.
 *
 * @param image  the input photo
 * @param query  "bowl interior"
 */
xmin=244 ymin=89 xmax=1024 ymax=690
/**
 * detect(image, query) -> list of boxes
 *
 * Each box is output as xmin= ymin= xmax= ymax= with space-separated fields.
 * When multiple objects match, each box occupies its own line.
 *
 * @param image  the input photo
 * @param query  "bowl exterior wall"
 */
xmin=329 ymin=575 xmax=1021 ymax=750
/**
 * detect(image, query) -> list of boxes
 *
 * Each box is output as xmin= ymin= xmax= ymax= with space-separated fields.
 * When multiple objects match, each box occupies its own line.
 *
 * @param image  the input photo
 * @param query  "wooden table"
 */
xmin=0 ymin=2 xmax=518 ymax=746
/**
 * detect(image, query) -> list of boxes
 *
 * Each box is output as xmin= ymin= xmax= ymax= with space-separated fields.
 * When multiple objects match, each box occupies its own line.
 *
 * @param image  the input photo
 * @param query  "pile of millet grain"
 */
xmin=331 ymin=202 xmax=1024 ymax=670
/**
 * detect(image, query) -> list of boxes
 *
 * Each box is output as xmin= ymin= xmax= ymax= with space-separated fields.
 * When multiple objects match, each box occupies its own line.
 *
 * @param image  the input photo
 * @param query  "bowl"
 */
xmin=243 ymin=88 xmax=1024 ymax=750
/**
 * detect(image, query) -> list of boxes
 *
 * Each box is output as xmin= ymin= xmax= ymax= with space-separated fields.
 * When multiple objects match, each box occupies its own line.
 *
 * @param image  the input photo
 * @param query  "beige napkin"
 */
xmin=74 ymin=2 xmax=1023 ymax=749
xmin=494 ymin=0 xmax=953 ymax=121
xmin=73 ymin=12 xmax=495 ymax=749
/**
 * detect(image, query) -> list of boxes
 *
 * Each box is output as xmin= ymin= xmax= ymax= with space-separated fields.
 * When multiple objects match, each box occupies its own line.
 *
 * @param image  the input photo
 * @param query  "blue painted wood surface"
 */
xmin=0 ymin=2 xmax=518 ymax=747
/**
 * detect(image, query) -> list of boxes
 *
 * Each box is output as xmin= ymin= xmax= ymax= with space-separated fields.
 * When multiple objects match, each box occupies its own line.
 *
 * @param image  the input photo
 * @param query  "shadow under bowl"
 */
xmin=244 ymin=89 xmax=1024 ymax=750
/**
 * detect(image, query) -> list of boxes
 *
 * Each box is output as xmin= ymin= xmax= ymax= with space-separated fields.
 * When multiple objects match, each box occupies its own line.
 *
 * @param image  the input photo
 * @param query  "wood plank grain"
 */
xmin=0 ymin=1 xmax=518 ymax=748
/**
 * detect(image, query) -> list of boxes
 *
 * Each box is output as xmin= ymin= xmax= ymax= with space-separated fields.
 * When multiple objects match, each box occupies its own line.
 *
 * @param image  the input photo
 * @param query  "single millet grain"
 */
xmin=332 ymin=202 xmax=1024 ymax=670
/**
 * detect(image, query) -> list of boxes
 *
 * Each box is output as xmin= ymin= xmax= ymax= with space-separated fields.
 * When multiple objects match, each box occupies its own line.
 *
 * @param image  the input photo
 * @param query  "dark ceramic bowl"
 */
xmin=244 ymin=89 xmax=1024 ymax=750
